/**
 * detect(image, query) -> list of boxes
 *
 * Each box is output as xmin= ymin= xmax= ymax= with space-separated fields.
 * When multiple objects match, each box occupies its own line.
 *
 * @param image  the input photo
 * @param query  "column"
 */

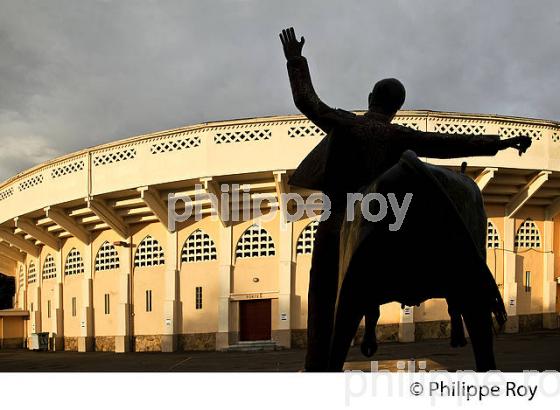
xmin=33 ymin=257 xmax=41 ymax=336
xmin=29 ymin=286 xmax=41 ymax=348
xmin=115 ymin=238 xmax=132 ymax=352
xmin=79 ymin=243 xmax=94 ymax=351
xmin=162 ymin=230 xmax=179 ymax=352
xmin=503 ymin=216 xmax=519 ymax=333
xmin=52 ymin=250 xmax=64 ymax=350
xmin=542 ymin=219 xmax=558 ymax=329
xmin=216 ymin=223 xmax=233 ymax=349
xmin=275 ymin=219 xmax=293 ymax=348
xmin=399 ymin=305 xmax=415 ymax=342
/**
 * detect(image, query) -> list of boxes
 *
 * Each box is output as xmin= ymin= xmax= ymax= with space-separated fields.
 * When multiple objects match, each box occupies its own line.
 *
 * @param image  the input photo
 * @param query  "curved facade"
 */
xmin=0 ymin=110 xmax=559 ymax=352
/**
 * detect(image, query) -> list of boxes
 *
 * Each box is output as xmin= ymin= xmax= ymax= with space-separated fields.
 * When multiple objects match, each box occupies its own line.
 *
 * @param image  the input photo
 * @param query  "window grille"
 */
xmin=65 ymin=248 xmax=84 ymax=276
xmin=486 ymin=221 xmax=500 ymax=249
xmin=499 ymin=126 xmax=542 ymax=141
xmin=296 ymin=220 xmax=319 ymax=255
xmin=28 ymin=262 xmax=36 ymax=284
xmin=93 ymin=148 xmax=136 ymax=166
xmin=150 ymin=134 xmax=201 ymax=154
xmin=95 ymin=241 xmax=120 ymax=271
xmin=182 ymin=229 xmax=217 ymax=263
xmin=134 ymin=236 xmax=165 ymax=267
xmin=42 ymin=254 xmax=57 ymax=280
xmin=514 ymin=219 xmax=541 ymax=249
xmin=19 ymin=265 xmax=24 ymax=288
xmin=214 ymin=128 xmax=271 ymax=144
xmin=434 ymin=122 xmax=486 ymax=135
xmin=51 ymin=160 xmax=84 ymax=178
xmin=235 ymin=224 xmax=276 ymax=258
xmin=288 ymin=125 xmax=325 ymax=138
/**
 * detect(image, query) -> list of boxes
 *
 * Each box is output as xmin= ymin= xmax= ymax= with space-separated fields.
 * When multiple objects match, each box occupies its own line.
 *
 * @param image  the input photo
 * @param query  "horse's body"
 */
xmin=328 ymin=151 xmax=506 ymax=371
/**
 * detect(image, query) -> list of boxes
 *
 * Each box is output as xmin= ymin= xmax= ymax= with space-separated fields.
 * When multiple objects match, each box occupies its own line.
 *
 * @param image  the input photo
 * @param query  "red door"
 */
xmin=239 ymin=299 xmax=271 ymax=341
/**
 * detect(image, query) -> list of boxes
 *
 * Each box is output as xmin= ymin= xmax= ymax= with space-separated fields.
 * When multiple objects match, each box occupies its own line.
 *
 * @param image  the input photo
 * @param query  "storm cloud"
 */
xmin=1 ymin=0 xmax=559 ymax=181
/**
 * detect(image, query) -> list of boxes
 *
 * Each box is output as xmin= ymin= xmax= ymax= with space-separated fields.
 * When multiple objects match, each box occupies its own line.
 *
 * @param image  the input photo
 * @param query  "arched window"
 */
xmin=95 ymin=241 xmax=120 ymax=271
xmin=235 ymin=224 xmax=275 ymax=258
xmin=296 ymin=220 xmax=319 ymax=255
xmin=486 ymin=221 xmax=500 ymax=249
xmin=134 ymin=235 xmax=165 ymax=267
xmin=514 ymin=219 xmax=541 ymax=249
xmin=28 ymin=261 xmax=36 ymax=285
xmin=182 ymin=229 xmax=217 ymax=263
xmin=65 ymin=248 xmax=84 ymax=276
xmin=42 ymin=254 xmax=57 ymax=280
xmin=19 ymin=265 xmax=24 ymax=288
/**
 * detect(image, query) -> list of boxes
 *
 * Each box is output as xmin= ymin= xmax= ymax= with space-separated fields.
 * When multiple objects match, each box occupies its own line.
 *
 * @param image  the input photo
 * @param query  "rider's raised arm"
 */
xmin=281 ymin=27 xmax=354 ymax=132
xmin=391 ymin=125 xmax=531 ymax=159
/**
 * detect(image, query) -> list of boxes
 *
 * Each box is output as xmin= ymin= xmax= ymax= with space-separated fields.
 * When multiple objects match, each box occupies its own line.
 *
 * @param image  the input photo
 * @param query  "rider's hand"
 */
xmin=499 ymin=135 xmax=532 ymax=156
xmin=279 ymin=27 xmax=305 ymax=61
xmin=510 ymin=136 xmax=532 ymax=156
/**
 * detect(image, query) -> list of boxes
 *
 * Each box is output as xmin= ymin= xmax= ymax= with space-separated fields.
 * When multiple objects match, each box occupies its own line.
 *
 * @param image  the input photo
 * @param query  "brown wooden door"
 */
xmin=239 ymin=299 xmax=271 ymax=341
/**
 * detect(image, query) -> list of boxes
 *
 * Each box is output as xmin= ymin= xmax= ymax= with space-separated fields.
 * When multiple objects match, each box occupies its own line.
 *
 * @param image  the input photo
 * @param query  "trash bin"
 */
xmin=38 ymin=332 xmax=49 ymax=351
xmin=30 ymin=333 xmax=39 ymax=350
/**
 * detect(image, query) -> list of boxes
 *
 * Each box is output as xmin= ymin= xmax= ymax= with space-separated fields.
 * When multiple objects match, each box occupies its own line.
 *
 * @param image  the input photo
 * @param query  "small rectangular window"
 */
xmin=146 ymin=290 xmax=152 ymax=312
xmin=525 ymin=271 xmax=531 ymax=292
xmin=104 ymin=294 xmax=110 ymax=315
xmin=47 ymin=300 xmax=51 ymax=318
xmin=195 ymin=286 xmax=203 ymax=310
xmin=30 ymin=302 xmax=33 ymax=312
xmin=72 ymin=297 xmax=77 ymax=317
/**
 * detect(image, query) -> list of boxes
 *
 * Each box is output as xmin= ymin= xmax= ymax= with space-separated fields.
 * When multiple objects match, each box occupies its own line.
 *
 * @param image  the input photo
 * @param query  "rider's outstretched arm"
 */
xmin=392 ymin=125 xmax=531 ymax=158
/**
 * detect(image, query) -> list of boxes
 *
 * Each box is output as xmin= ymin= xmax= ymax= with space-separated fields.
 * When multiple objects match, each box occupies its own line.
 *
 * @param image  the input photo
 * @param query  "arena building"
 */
xmin=0 ymin=110 xmax=559 ymax=352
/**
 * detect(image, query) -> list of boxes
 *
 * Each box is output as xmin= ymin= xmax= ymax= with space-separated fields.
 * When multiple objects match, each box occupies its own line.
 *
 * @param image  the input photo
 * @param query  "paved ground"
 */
xmin=0 ymin=330 xmax=559 ymax=372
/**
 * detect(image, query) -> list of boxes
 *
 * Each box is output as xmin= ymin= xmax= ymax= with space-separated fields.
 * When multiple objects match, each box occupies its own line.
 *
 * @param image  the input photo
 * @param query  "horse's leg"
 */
xmin=361 ymin=304 xmax=380 ymax=357
xmin=447 ymin=298 xmax=467 ymax=348
xmin=462 ymin=306 xmax=496 ymax=371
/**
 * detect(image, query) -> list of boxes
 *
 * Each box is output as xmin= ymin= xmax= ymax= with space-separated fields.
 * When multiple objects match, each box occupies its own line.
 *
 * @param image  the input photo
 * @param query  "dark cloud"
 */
xmin=1 ymin=0 xmax=559 ymax=180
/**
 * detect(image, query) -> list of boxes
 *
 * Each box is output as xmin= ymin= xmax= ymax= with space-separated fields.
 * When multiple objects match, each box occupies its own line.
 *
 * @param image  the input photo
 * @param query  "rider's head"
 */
xmin=368 ymin=78 xmax=406 ymax=121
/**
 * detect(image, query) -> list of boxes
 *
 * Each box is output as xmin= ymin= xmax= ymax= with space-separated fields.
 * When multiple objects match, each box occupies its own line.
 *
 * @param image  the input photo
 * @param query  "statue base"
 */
xmin=343 ymin=358 xmax=446 ymax=372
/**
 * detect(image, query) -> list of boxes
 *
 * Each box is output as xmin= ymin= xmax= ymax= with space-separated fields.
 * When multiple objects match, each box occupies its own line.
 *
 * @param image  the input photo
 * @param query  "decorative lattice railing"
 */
xmin=0 ymin=111 xmax=559 ymax=224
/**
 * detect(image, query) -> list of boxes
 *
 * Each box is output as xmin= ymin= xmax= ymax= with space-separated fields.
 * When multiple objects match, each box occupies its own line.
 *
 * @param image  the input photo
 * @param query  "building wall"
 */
xmin=178 ymin=216 xmax=220 ymax=335
xmin=38 ymin=246 xmax=59 ymax=336
xmin=3 ymin=208 xmax=558 ymax=351
xmin=62 ymin=238 xmax=85 ymax=338
xmin=514 ymin=207 xmax=545 ymax=316
xmin=92 ymin=230 xmax=125 ymax=337
xmin=131 ymin=223 xmax=167 ymax=337
xmin=1 ymin=111 xmax=559 ymax=351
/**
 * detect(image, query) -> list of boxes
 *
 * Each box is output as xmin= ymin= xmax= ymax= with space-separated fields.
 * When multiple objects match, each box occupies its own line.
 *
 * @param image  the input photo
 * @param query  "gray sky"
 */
xmin=1 ymin=0 xmax=559 ymax=181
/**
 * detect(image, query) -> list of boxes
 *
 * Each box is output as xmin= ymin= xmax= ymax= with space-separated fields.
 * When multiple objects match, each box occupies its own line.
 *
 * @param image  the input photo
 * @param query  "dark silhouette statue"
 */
xmin=279 ymin=27 xmax=531 ymax=371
